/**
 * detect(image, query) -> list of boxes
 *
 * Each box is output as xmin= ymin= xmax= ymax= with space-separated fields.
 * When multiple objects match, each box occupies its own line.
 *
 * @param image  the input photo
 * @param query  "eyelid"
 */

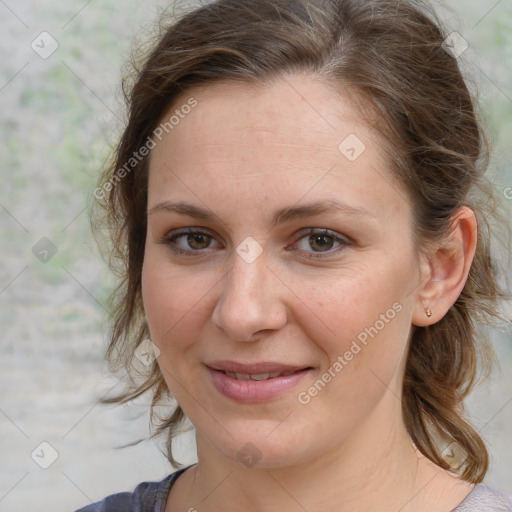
xmin=291 ymin=227 xmax=353 ymax=245
xmin=287 ymin=227 xmax=352 ymax=259
xmin=157 ymin=227 xmax=222 ymax=254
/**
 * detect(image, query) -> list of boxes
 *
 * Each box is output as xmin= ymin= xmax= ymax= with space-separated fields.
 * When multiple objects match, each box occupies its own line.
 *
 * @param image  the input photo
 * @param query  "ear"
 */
xmin=412 ymin=206 xmax=478 ymax=327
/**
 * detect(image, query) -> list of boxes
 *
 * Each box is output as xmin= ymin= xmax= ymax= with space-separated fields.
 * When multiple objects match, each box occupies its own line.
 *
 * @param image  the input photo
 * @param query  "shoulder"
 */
xmin=72 ymin=466 xmax=192 ymax=512
xmin=452 ymin=484 xmax=512 ymax=512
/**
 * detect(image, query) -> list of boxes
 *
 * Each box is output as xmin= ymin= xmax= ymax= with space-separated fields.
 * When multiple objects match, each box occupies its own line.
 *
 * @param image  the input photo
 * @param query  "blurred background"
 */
xmin=0 ymin=1 xmax=511 ymax=510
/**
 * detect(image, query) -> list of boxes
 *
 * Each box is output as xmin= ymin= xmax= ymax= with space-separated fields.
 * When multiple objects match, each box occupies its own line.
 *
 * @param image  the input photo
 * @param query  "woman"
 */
xmin=80 ymin=0 xmax=512 ymax=510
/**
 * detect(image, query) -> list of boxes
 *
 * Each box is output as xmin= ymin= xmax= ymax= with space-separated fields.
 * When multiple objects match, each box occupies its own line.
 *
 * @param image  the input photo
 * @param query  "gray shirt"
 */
xmin=74 ymin=464 xmax=512 ymax=511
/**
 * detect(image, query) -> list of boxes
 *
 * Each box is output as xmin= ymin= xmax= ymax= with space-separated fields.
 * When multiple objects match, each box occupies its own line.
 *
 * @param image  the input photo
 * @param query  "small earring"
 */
xmin=425 ymin=308 xmax=432 ymax=318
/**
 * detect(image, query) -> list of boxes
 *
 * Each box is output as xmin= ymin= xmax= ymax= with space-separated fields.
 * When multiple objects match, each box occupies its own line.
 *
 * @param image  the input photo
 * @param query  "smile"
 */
xmin=206 ymin=364 xmax=312 ymax=403
xmin=222 ymin=370 xmax=302 ymax=380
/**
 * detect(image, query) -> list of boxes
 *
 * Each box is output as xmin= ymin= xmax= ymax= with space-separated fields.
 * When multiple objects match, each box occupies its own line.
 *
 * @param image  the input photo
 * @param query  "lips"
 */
xmin=223 ymin=370 xmax=299 ymax=380
xmin=206 ymin=360 xmax=310 ymax=374
xmin=205 ymin=361 xmax=313 ymax=403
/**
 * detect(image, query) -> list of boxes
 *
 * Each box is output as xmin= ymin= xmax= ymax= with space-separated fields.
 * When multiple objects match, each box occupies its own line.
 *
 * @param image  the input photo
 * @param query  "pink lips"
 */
xmin=205 ymin=361 xmax=312 ymax=403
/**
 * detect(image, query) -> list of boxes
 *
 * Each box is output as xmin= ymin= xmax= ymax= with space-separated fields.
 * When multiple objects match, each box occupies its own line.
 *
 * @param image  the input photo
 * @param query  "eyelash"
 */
xmin=158 ymin=227 xmax=351 ymax=259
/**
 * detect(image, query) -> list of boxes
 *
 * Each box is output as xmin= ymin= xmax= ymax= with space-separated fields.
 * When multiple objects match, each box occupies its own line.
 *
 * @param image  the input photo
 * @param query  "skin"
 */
xmin=141 ymin=73 xmax=478 ymax=512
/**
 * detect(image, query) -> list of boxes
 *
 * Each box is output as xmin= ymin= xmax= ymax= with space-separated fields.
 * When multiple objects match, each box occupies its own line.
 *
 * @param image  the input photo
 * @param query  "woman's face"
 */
xmin=142 ymin=74 xmax=425 ymax=468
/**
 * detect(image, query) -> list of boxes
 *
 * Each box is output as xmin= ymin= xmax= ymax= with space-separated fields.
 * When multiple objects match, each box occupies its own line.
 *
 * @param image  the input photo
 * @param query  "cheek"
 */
xmin=141 ymin=250 xmax=207 ymax=347
xmin=290 ymin=271 xmax=411 ymax=435
xmin=292 ymin=261 xmax=412 ymax=387
xmin=141 ymin=254 xmax=212 ymax=398
xmin=298 ymin=265 xmax=407 ymax=340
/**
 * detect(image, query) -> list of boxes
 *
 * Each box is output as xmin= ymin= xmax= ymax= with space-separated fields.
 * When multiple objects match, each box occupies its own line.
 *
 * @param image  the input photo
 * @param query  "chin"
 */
xmin=200 ymin=425 xmax=315 ymax=470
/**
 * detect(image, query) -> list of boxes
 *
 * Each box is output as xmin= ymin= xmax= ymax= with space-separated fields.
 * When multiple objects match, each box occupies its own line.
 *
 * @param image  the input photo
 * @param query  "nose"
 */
xmin=211 ymin=247 xmax=288 ymax=342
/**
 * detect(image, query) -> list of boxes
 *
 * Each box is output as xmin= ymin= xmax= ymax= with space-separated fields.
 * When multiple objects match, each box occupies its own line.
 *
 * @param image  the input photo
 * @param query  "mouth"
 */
xmin=206 ymin=360 xmax=311 ymax=374
xmin=218 ymin=368 xmax=310 ymax=381
xmin=205 ymin=361 xmax=313 ymax=403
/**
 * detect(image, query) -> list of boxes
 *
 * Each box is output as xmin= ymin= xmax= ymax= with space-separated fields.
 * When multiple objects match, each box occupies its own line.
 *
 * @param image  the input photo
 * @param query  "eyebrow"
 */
xmin=148 ymin=199 xmax=376 ymax=228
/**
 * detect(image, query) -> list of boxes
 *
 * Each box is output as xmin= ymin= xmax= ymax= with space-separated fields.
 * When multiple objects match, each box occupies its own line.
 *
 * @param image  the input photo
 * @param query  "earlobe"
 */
xmin=411 ymin=207 xmax=478 ymax=327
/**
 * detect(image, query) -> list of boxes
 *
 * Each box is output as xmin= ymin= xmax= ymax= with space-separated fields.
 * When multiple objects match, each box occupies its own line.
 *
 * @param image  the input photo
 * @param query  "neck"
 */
xmin=180 ymin=392 xmax=469 ymax=512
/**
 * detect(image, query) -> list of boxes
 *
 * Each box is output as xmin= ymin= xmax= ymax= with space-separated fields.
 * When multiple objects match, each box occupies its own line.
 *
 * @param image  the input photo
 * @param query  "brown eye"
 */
xmin=291 ymin=228 xmax=350 ymax=259
xmin=160 ymin=228 xmax=221 ymax=255
xmin=308 ymin=233 xmax=335 ymax=252
xmin=186 ymin=233 xmax=212 ymax=250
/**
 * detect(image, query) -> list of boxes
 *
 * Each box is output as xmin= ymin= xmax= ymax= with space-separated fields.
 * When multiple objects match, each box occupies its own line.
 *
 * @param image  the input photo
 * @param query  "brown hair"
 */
xmin=92 ymin=0 xmax=511 ymax=481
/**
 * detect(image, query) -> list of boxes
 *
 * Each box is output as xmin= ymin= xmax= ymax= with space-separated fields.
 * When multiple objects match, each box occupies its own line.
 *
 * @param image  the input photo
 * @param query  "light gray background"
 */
xmin=1 ymin=1 xmax=511 ymax=511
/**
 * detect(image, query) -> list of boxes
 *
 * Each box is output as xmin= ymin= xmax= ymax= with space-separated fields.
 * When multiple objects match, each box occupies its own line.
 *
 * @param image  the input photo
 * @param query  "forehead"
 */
xmin=154 ymin=75 xmax=380 ymax=157
xmin=147 ymin=74 xmax=407 ymax=222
